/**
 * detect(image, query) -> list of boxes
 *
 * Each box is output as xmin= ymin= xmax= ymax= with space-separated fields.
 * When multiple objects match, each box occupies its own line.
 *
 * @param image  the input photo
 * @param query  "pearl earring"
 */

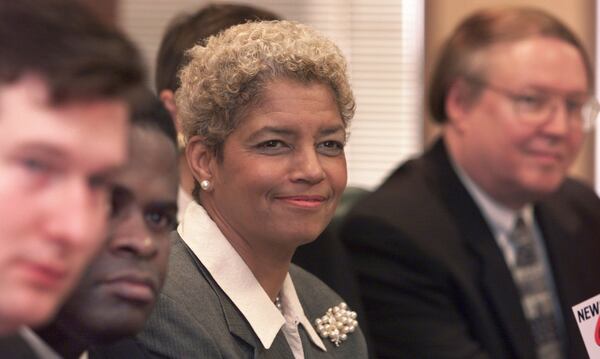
xmin=200 ymin=180 xmax=211 ymax=191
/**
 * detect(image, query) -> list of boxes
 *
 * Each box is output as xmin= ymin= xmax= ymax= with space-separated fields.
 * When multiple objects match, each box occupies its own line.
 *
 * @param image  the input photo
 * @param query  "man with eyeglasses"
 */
xmin=342 ymin=7 xmax=600 ymax=359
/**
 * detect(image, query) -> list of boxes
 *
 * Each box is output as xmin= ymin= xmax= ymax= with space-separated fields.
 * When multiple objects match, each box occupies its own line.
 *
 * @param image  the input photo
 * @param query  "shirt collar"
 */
xmin=179 ymin=201 xmax=325 ymax=351
xmin=279 ymin=273 xmax=327 ymax=351
xmin=451 ymin=159 xmax=534 ymax=234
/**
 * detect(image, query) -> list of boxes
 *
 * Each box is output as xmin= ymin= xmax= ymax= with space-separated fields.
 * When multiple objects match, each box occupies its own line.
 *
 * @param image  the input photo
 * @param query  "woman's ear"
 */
xmin=186 ymin=135 xmax=215 ymax=183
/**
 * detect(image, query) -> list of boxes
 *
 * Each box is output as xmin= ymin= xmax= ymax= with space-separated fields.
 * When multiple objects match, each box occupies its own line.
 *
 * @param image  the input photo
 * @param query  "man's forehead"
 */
xmin=0 ymin=74 xmax=50 ymax=111
xmin=0 ymin=84 xmax=129 ymax=172
xmin=476 ymin=38 xmax=588 ymax=89
xmin=111 ymin=130 xmax=178 ymax=200
xmin=128 ymin=127 xmax=178 ymax=180
xmin=0 ymin=73 xmax=132 ymax=118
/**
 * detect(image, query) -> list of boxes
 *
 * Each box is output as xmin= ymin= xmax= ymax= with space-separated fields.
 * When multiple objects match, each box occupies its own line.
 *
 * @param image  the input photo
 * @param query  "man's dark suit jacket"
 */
xmin=341 ymin=138 xmax=600 ymax=359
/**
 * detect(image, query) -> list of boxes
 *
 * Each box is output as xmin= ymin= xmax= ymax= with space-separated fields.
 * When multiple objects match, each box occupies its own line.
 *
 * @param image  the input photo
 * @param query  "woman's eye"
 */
xmin=317 ymin=140 xmax=344 ymax=156
xmin=256 ymin=140 xmax=290 ymax=154
xmin=260 ymin=140 xmax=284 ymax=148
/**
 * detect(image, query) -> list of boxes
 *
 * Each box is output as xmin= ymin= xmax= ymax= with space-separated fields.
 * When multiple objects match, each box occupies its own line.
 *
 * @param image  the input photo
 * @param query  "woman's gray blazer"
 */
xmin=134 ymin=233 xmax=369 ymax=358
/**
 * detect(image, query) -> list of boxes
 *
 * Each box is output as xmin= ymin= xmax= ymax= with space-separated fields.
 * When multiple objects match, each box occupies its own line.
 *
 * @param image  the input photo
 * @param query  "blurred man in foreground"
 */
xmin=1 ymin=92 xmax=178 ymax=358
xmin=0 ymin=0 xmax=143 ymax=334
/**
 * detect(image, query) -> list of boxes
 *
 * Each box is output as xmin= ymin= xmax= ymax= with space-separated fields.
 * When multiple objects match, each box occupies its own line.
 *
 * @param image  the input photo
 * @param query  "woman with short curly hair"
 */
xmin=177 ymin=20 xmax=355 ymax=163
xmin=136 ymin=20 xmax=368 ymax=358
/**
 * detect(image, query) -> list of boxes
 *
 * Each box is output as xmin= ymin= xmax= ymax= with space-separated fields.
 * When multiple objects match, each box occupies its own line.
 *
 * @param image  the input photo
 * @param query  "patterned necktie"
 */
xmin=508 ymin=216 xmax=563 ymax=359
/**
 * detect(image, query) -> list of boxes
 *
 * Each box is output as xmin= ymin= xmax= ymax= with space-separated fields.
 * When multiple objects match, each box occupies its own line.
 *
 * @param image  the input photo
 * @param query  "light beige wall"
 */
xmin=425 ymin=0 xmax=596 ymax=185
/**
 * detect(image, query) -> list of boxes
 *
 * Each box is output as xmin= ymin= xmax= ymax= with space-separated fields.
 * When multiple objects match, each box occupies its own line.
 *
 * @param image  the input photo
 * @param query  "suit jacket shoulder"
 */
xmin=343 ymin=139 xmax=487 ymax=277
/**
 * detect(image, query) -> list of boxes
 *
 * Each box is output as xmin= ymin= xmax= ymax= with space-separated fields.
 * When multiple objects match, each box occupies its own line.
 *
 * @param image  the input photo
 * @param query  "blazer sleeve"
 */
xmin=342 ymin=215 xmax=492 ymax=359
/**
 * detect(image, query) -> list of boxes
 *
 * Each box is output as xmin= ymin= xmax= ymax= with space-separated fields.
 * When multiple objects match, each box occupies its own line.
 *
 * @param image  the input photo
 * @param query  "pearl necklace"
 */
xmin=275 ymin=296 xmax=283 ymax=312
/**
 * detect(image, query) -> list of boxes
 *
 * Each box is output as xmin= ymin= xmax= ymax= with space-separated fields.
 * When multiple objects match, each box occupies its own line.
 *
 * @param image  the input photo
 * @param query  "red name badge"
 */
xmin=572 ymin=293 xmax=600 ymax=357
xmin=596 ymin=316 xmax=600 ymax=346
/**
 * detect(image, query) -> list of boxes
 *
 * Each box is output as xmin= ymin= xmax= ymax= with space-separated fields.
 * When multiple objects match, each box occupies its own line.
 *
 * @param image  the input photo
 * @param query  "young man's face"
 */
xmin=0 ymin=75 xmax=129 ymax=333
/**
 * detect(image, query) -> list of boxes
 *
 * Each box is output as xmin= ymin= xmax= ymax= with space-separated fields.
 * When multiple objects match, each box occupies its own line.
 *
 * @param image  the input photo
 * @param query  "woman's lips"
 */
xmin=275 ymin=195 xmax=327 ymax=208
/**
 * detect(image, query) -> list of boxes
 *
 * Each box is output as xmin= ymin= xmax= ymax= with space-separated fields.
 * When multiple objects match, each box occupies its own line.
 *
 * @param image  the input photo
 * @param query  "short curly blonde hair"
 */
xmin=175 ymin=20 xmax=355 ymax=157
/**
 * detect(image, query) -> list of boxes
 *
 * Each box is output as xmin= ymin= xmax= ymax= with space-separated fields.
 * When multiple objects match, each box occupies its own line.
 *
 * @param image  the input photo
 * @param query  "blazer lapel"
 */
xmin=535 ymin=196 xmax=589 ymax=358
xmin=179 ymin=239 xmax=257 ymax=348
xmin=535 ymin=194 xmax=582 ymax=304
xmin=424 ymin=140 xmax=536 ymax=359
xmin=178 ymin=234 xmax=294 ymax=358
xmin=465 ymin=226 xmax=536 ymax=359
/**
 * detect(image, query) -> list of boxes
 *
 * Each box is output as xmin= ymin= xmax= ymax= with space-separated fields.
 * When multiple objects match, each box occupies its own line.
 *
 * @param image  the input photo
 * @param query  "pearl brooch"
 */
xmin=314 ymin=302 xmax=358 ymax=347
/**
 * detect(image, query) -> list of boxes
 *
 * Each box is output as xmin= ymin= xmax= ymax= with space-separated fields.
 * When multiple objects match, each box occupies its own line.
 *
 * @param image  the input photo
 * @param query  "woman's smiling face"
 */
xmin=202 ymin=78 xmax=347 ymax=251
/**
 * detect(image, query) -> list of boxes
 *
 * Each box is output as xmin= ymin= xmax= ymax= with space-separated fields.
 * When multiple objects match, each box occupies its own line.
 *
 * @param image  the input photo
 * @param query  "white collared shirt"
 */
xmin=178 ymin=201 xmax=326 ymax=358
xmin=455 ymin=164 xmax=523 ymax=265
xmin=453 ymin=162 xmax=544 ymax=269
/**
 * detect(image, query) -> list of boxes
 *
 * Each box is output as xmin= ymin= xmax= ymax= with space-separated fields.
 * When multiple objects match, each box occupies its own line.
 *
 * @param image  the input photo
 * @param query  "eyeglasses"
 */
xmin=464 ymin=77 xmax=600 ymax=133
